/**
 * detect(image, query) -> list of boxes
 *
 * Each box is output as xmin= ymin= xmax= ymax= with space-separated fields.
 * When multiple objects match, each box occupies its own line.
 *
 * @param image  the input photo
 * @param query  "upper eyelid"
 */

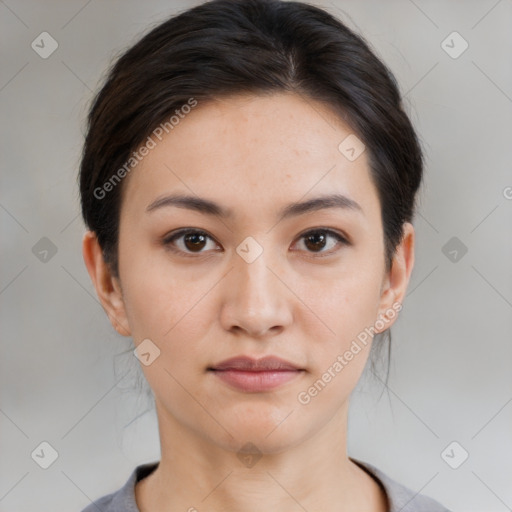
xmin=296 ymin=227 xmax=348 ymax=240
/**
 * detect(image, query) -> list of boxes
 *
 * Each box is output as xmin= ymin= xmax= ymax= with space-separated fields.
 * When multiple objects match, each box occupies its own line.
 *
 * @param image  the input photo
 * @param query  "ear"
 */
xmin=375 ymin=222 xmax=415 ymax=333
xmin=82 ymin=230 xmax=131 ymax=337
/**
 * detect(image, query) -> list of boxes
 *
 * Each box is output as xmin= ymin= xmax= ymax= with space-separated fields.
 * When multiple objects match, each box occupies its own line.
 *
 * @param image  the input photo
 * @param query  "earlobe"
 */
xmin=376 ymin=222 xmax=415 ymax=333
xmin=82 ymin=231 xmax=131 ymax=337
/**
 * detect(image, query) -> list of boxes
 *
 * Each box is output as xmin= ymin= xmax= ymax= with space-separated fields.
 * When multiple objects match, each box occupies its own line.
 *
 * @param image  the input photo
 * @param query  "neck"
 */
xmin=135 ymin=400 xmax=388 ymax=512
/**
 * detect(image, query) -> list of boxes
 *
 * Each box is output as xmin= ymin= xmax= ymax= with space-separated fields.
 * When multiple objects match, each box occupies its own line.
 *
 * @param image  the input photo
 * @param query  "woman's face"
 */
xmin=93 ymin=92 xmax=413 ymax=454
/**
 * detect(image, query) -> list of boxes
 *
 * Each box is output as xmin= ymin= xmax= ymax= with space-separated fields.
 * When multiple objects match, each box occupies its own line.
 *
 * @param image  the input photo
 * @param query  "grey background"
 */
xmin=1 ymin=1 xmax=511 ymax=510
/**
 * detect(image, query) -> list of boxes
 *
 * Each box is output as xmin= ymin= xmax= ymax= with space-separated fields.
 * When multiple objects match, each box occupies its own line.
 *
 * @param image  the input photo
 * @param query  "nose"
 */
xmin=219 ymin=246 xmax=293 ymax=339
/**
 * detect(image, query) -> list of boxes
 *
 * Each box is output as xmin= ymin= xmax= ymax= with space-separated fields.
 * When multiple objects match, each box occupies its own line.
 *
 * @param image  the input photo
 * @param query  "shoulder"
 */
xmin=80 ymin=461 xmax=159 ymax=512
xmin=81 ymin=492 xmax=116 ymax=512
xmin=350 ymin=458 xmax=452 ymax=512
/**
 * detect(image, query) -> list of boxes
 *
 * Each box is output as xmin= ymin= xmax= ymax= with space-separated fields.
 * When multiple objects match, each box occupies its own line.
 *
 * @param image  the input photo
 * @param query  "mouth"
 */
xmin=207 ymin=355 xmax=305 ymax=392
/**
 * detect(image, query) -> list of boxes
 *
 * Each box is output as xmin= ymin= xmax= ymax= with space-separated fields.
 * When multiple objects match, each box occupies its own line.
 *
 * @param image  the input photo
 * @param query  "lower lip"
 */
xmin=210 ymin=369 xmax=303 ymax=392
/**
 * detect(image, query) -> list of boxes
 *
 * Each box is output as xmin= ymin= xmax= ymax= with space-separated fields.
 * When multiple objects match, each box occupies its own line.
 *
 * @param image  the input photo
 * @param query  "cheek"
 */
xmin=119 ymin=256 xmax=222 ymax=382
xmin=296 ymin=262 xmax=383 ymax=341
xmin=292 ymin=259 xmax=384 ymax=395
xmin=294 ymin=275 xmax=382 ymax=411
xmin=123 ymin=272 xmax=205 ymax=343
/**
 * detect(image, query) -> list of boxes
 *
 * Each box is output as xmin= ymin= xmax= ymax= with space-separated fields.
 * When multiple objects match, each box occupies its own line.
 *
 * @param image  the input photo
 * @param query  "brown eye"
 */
xmin=183 ymin=232 xmax=207 ymax=251
xmin=163 ymin=229 xmax=219 ymax=256
xmin=304 ymin=232 xmax=327 ymax=252
xmin=294 ymin=229 xmax=348 ymax=255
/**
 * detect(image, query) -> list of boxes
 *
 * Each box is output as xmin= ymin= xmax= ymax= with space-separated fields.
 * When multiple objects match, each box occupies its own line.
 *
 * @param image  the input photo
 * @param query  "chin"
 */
xmin=211 ymin=413 xmax=306 ymax=455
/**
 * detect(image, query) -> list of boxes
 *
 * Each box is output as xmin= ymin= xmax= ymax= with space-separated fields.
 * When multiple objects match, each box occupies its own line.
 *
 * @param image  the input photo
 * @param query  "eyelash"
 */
xmin=162 ymin=228 xmax=349 ymax=258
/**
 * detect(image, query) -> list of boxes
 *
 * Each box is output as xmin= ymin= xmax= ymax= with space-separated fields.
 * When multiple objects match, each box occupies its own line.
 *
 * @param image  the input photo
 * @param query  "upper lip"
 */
xmin=209 ymin=356 xmax=303 ymax=371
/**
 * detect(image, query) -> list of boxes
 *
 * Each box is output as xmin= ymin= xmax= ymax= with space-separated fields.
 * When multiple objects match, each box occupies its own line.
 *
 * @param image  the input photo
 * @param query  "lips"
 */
xmin=209 ymin=355 xmax=302 ymax=372
xmin=208 ymin=356 xmax=305 ymax=392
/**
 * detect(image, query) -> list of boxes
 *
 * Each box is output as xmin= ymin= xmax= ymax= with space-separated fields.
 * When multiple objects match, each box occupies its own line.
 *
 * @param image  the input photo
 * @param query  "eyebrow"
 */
xmin=146 ymin=192 xmax=363 ymax=220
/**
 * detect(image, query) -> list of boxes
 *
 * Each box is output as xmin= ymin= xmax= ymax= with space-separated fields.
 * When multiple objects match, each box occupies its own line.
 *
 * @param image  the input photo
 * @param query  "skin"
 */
xmin=83 ymin=92 xmax=414 ymax=512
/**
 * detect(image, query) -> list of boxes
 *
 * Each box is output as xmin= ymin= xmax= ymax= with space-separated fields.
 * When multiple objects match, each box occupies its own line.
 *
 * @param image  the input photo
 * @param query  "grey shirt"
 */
xmin=82 ymin=458 xmax=451 ymax=512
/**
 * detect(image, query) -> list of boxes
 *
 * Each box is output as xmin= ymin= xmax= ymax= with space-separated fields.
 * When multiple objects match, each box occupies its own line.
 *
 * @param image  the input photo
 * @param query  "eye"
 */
xmin=162 ymin=229 xmax=220 ymax=256
xmin=292 ymin=228 xmax=349 ymax=256
xmin=162 ymin=227 xmax=349 ymax=258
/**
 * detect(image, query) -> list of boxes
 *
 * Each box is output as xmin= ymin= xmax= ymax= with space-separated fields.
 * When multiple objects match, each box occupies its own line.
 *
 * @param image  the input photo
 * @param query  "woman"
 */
xmin=79 ymin=0 xmax=451 ymax=510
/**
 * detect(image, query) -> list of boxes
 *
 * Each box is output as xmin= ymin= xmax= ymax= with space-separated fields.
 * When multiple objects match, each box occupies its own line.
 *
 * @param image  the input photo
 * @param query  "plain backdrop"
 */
xmin=1 ymin=1 xmax=511 ymax=511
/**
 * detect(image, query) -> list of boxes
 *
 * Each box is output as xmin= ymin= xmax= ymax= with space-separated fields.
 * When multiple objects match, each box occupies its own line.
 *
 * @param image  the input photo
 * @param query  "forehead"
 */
xmin=121 ymin=92 xmax=380 ymax=222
